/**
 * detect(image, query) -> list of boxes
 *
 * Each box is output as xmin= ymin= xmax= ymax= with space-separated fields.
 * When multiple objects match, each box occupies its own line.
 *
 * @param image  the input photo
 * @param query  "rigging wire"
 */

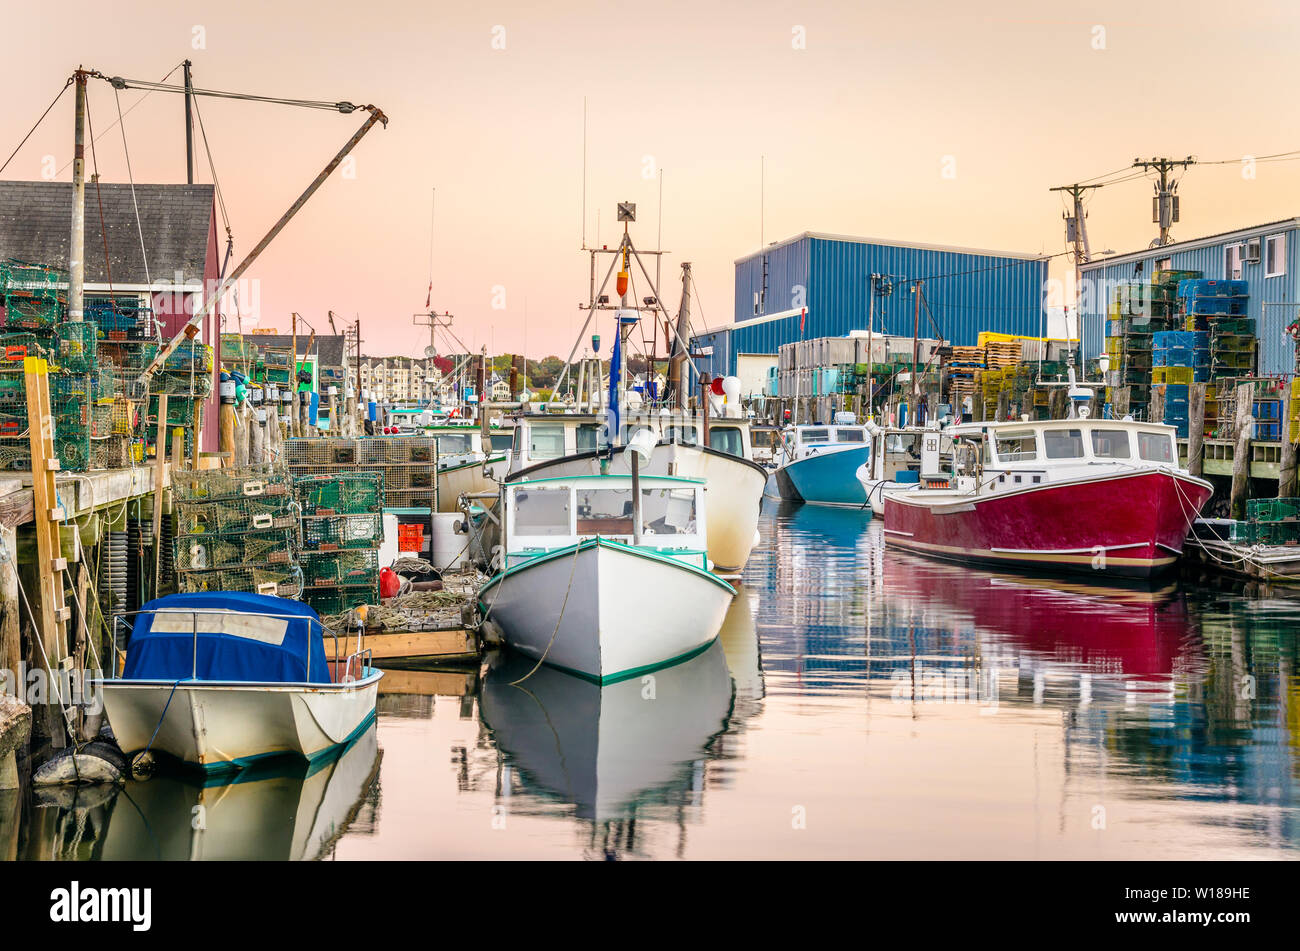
xmin=0 ymin=76 xmax=72 ymax=175
xmin=96 ymin=75 xmax=364 ymax=114
xmin=112 ymin=85 xmax=152 ymax=288
xmin=55 ymin=61 xmax=184 ymax=176
xmin=189 ymin=90 xmax=232 ymax=241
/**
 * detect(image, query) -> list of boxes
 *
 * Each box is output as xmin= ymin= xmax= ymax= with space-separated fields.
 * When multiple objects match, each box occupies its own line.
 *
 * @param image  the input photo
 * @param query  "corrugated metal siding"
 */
xmin=1079 ymin=225 xmax=1300 ymax=376
xmin=806 ymin=238 xmax=1045 ymax=346
xmin=733 ymin=239 xmax=811 ymax=322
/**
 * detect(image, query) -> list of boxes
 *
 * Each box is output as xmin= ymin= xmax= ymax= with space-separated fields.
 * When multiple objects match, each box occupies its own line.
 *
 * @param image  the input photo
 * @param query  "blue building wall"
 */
xmin=1079 ymin=221 xmax=1300 ymax=377
xmin=707 ymin=233 xmax=1048 ymax=378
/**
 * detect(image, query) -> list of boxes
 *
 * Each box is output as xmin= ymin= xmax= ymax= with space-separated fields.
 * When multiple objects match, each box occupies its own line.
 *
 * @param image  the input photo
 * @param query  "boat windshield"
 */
xmin=490 ymin=433 xmax=513 ymax=452
xmin=576 ymin=423 xmax=605 ymax=452
xmin=575 ymin=486 xmax=634 ymax=535
xmin=436 ymin=432 xmax=475 ymax=455
xmin=995 ymin=430 xmax=1038 ymax=462
xmin=708 ymin=426 xmax=744 ymax=457
xmin=1138 ymin=430 xmax=1176 ymax=463
xmin=801 ymin=428 xmax=830 ymax=444
xmin=665 ymin=424 xmax=699 ymax=446
xmin=641 ymin=487 xmax=698 ymax=535
xmin=833 ymin=428 xmax=865 ymax=442
xmin=1091 ymin=429 xmax=1132 ymax=459
xmin=512 ymin=486 xmax=572 ymax=535
xmin=529 ymin=424 xmax=566 ymax=459
xmin=1043 ymin=428 xmax=1084 ymax=459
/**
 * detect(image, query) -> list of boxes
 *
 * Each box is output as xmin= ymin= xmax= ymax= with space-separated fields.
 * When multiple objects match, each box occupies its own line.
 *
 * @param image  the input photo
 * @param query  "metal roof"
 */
xmin=0 ymin=180 xmax=215 ymax=284
xmin=734 ymin=231 xmax=1049 ymax=266
xmin=1081 ymin=217 xmax=1300 ymax=270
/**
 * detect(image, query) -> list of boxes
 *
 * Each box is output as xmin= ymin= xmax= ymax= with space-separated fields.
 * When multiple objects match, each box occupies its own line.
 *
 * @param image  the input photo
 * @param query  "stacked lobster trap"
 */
xmin=294 ymin=471 xmax=385 ymax=616
xmin=170 ymin=464 xmax=302 ymax=597
xmin=284 ymin=436 xmax=438 ymax=509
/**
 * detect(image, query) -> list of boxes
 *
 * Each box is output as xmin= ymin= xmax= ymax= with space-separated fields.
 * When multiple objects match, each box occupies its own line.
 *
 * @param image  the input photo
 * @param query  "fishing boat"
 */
xmin=97 ymin=592 xmax=382 ymax=772
xmin=424 ymin=424 xmax=507 ymax=510
xmin=479 ymin=439 xmax=735 ymax=683
xmin=881 ymin=416 xmax=1213 ymax=578
xmin=853 ymin=424 xmax=932 ymax=516
xmin=504 ymin=411 xmax=767 ymax=572
xmin=771 ymin=417 xmax=873 ymax=507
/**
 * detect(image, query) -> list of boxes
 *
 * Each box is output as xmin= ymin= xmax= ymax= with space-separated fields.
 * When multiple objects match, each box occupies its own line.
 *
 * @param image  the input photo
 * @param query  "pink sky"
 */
xmin=4 ymin=0 xmax=1299 ymax=360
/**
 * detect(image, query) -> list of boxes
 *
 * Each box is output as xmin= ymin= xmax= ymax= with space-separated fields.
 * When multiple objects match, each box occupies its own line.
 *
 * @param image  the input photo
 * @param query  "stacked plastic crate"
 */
xmin=1150 ymin=330 xmax=1207 ymax=438
xmin=171 ymin=465 xmax=301 ymax=596
xmin=295 ymin=472 xmax=385 ymax=616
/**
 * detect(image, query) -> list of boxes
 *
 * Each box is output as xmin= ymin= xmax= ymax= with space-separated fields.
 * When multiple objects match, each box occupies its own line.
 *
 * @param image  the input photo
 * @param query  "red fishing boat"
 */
xmin=881 ymin=417 xmax=1213 ymax=578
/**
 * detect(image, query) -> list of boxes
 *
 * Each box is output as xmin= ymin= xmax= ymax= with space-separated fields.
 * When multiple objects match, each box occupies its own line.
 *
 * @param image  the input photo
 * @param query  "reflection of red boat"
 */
xmin=883 ymin=419 xmax=1213 ymax=579
xmin=891 ymin=557 xmax=1191 ymax=677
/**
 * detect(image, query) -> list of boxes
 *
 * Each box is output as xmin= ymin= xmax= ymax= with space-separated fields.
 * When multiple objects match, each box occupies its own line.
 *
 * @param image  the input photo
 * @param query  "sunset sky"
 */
xmin=4 ymin=0 xmax=1300 ymax=360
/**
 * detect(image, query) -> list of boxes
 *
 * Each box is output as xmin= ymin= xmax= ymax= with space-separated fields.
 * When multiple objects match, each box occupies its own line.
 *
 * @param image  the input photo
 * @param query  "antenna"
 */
xmin=581 ymin=96 xmax=588 ymax=249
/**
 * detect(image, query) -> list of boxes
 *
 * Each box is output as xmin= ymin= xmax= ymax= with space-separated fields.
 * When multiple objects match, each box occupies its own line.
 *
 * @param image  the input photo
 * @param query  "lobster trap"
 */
xmin=294 ymin=471 xmax=385 ymax=515
xmin=300 ymin=513 xmax=384 ymax=551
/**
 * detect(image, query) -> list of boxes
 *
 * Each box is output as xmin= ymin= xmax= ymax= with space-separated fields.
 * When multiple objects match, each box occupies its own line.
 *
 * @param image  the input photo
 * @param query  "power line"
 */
xmin=0 ymin=77 xmax=72 ymax=175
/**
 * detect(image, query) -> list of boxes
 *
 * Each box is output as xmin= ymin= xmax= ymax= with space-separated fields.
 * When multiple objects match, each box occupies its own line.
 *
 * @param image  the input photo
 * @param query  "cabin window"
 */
xmin=576 ymin=423 xmax=605 ymax=452
xmin=1090 ymin=429 xmax=1132 ymax=459
xmin=665 ymin=425 xmax=699 ymax=446
xmin=709 ymin=426 xmax=743 ymax=457
xmin=512 ymin=487 xmax=572 ymax=536
xmin=802 ymin=428 xmax=830 ymax=443
xmin=994 ymin=431 xmax=1037 ymax=462
xmin=1043 ymin=428 xmax=1085 ymax=459
xmin=490 ymin=433 xmax=513 ymax=452
xmin=640 ymin=488 xmax=698 ymax=536
xmin=436 ymin=432 xmax=474 ymax=455
xmin=833 ymin=428 xmax=865 ymax=442
xmin=575 ymin=487 xmax=634 ymax=536
xmin=885 ymin=433 xmax=920 ymax=457
xmin=529 ymin=425 xmax=566 ymax=459
xmin=1138 ymin=431 xmax=1176 ymax=463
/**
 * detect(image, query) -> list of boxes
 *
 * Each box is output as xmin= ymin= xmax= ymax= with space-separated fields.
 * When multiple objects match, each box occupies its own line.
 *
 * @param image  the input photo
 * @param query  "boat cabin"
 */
xmin=503 ymin=475 xmax=711 ymax=571
xmin=508 ymin=412 xmax=753 ymax=473
xmin=929 ymin=419 xmax=1182 ymax=493
xmin=779 ymin=424 xmax=871 ymax=463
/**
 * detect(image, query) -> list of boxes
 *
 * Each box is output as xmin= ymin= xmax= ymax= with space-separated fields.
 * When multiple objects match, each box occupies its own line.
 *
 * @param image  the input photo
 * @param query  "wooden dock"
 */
xmin=1184 ymin=535 xmax=1300 ymax=586
xmin=326 ymin=627 xmax=479 ymax=667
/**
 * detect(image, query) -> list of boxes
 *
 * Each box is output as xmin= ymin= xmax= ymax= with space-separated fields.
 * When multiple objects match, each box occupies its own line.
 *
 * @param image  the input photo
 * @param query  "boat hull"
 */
xmin=506 ymin=444 xmax=766 ymax=571
xmin=98 ymin=672 xmax=383 ymax=771
xmin=776 ymin=445 xmax=872 ymax=506
xmin=882 ymin=469 xmax=1213 ymax=578
xmin=478 ymin=539 xmax=735 ymax=683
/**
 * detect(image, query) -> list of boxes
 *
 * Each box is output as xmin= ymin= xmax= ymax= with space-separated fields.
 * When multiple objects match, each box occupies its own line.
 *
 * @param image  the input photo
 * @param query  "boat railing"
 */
xmin=106 ymin=606 xmax=337 ymax=683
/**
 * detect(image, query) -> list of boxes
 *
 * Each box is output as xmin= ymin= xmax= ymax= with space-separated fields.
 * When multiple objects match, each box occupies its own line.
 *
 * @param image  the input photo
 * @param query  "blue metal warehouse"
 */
xmin=1079 ymin=219 xmax=1300 ymax=376
xmin=691 ymin=232 xmax=1050 ymax=379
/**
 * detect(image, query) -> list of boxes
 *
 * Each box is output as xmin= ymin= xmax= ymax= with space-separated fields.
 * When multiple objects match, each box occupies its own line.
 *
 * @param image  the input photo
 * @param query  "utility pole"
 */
xmin=911 ymin=281 xmax=922 ymax=421
xmin=68 ymin=69 xmax=88 ymax=322
xmin=1132 ymin=156 xmax=1194 ymax=247
xmin=183 ymin=60 xmax=194 ymax=185
xmin=1049 ymin=182 xmax=1102 ymax=366
xmin=866 ymin=273 xmax=877 ymax=416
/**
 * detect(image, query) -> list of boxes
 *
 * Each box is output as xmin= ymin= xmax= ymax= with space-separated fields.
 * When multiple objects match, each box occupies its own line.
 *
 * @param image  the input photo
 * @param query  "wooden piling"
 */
xmin=1279 ymin=437 xmax=1298 ymax=499
xmin=1230 ymin=381 xmax=1254 ymax=520
xmin=1188 ymin=383 xmax=1206 ymax=477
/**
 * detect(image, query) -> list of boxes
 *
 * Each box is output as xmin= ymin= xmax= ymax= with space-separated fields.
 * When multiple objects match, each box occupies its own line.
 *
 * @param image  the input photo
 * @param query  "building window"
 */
xmin=1266 ymin=234 xmax=1286 ymax=278
xmin=1225 ymin=244 xmax=1244 ymax=280
xmin=1155 ymin=257 xmax=1172 ymax=272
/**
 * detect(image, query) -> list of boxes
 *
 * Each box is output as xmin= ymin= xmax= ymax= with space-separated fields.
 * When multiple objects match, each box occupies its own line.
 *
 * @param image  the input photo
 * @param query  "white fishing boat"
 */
xmin=97 ymin=592 xmax=382 ymax=772
xmin=853 ymin=423 xmax=932 ymax=516
xmin=479 ymin=435 xmax=735 ymax=683
xmin=505 ymin=411 xmax=767 ymax=572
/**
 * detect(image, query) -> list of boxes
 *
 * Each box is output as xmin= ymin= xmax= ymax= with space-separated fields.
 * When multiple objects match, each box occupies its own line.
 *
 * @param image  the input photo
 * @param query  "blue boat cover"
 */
xmin=122 ymin=592 xmax=331 ymax=684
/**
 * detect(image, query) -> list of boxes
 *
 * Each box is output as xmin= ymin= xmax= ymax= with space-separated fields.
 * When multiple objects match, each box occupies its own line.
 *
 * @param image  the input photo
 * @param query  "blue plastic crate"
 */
xmin=1253 ymin=399 xmax=1281 ymax=420
xmin=1168 ymin=419 xmax=1189 ymax=438
xmin=1153 ymin=330 xmax=1199 ymax=350
xmin=1194 ymin=366 xmax=1211 ymax=382
xmin=1187 ymin=297 xmax=1247 ymax=316
xmin=1178 ymin=278 xmax=1247 ymax=299
xmin=1254 ymin=421 xmax=1281 ymax=441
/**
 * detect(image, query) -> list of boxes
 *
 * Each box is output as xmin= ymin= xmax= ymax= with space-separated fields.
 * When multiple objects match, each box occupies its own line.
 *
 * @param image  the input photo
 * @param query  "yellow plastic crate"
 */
xmin=1152 ymin=366 xmax=1194 ymax=385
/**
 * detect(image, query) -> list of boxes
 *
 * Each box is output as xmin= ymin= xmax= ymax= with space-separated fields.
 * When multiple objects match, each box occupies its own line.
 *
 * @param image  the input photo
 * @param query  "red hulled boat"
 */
xmin=882 ymin=417 xmax=1213 ymax=578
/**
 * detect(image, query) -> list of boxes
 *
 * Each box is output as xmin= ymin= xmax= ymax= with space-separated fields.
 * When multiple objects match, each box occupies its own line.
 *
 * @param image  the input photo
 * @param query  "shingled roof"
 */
xmin=0 ymin=181 xmax=214 ymax=284
xmin=246 ymin=333 xmax=349 ymax=367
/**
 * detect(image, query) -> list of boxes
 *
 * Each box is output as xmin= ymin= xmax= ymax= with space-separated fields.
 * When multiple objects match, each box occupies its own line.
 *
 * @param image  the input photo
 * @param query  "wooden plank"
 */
xmin=151 ymin=394 xmax=168 ymax=597
xmin=323 ymin=628 xmax=477 ymax=662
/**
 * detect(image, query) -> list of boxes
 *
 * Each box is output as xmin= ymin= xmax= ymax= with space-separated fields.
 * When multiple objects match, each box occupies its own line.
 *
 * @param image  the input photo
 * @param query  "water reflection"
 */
xmin=20 ymin=723 xmax=380 ymax=861
xmin=478 ymin=638 xmax=735 ymax=858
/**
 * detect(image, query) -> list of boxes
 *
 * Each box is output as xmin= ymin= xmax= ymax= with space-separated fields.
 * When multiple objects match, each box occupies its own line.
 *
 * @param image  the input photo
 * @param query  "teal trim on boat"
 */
xmin=510 ymin=473 xmax=706 ymax=486
xmin=439 ymin=455 xmax=506 ymax=475
xmin=182 ymin=704 xmax=379 ymax=777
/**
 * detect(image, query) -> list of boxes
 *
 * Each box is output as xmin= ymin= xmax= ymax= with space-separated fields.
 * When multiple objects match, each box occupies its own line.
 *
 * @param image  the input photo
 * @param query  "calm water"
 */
xmin=10 ymin=500 xmax=1300 ymax=860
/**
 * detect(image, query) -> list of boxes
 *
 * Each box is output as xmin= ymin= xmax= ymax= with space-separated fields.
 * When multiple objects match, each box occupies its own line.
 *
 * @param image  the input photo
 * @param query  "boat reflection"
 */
xmin=23 ymin=723 xmax=381 ymax=861
xmin=479 ymin=638 xmax=734 ymax=838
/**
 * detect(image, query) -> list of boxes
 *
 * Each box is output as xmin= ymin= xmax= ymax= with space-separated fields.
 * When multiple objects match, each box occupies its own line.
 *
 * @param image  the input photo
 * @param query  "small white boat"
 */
xmin=479 ymin=451 xmax=735 ymax=684
xmin=853 ymin=424 xmax=932 ymax=516
xmin=98 ymin=592 xmax=382 ymax=773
